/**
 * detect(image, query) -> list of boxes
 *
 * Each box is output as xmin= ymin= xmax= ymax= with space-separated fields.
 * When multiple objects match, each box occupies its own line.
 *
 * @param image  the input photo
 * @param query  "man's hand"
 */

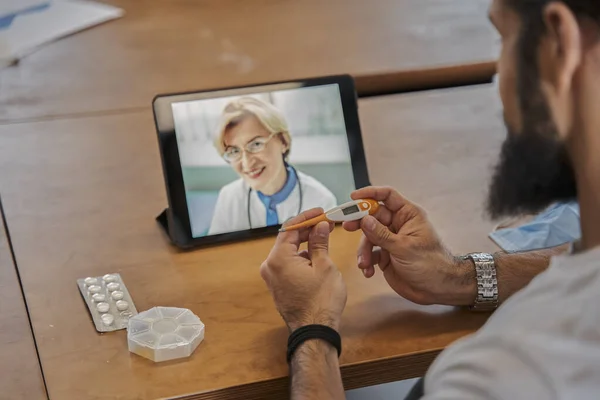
xmin=343 ymin=186 xmax=476 ymax=306
xmin=260 ymin=208 xmax=347 ymax=332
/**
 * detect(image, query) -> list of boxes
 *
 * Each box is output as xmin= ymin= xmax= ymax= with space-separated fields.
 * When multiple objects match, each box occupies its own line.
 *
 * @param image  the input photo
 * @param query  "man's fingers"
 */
xmin=357 ymin=235 xmax=374 ymax=268
xmin=355 ymin=235 xmax=385 ymax=279
xmin=342 ymin=220 xmax=361 ymax=232
xmin=297 ymin=221 xmax=334 ymax=244
xmin=298 ymin=250 xmax=310 ymax=260
xmin=275 ymin=207 xmax=325 ymax=249
xmin=359 ymin=248 xmax=390 ymax=278
xmin=343 ymin=205 xmax=393 ymax=232
xmin=351 ymin=186 xmax=411 ymax=213
xmin=357 ymin=236 xmax=381 ymax=268
xmin=356 ymin=235 xmax=382 ymax=278
xmin=281 ymin=207 xmax=324 ymax=228
xmin=360 ymin=215 xmax=397 ymax=250
xmin=370 ymin=248 xmax=382 ymax=266
xmin=362 ymin=266 xmax=375 ymax=278
xmin=356 ymin=239 xmax=372 ymax=267
xmin=308 ymin=221 xmax=331 ymax=261
xmin=378 ymin=249 xmax=391 ymax=272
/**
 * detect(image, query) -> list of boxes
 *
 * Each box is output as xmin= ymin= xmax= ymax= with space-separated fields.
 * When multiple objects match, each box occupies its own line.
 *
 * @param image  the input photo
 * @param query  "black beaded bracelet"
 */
xmin=286 ymin=324 xmax=342 ymax=363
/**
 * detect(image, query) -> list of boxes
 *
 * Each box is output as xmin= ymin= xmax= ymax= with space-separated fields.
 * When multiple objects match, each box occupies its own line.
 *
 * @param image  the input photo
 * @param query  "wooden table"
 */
xmin=0 ymin=206 xmax=47 ymax=399
xmin=0 ymin=0 xmax=498 ymax=123
xmin=0 ymin=85 xmax=503 ymax=399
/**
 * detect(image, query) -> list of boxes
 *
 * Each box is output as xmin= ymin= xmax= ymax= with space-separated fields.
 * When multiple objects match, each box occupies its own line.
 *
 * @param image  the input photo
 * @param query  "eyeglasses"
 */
xmin=222 ymin=132 xmax=278 ymax=163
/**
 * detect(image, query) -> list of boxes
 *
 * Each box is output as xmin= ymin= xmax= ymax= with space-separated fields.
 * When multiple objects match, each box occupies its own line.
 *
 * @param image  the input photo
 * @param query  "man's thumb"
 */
xmin=309 ymin=221 xmax=330 ymax=260
xmin=361 ymin=215 xmax=396 ymax=249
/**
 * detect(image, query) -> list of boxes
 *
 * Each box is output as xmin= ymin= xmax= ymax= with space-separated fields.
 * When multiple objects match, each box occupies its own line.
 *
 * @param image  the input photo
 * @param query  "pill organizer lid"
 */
xmin=127 ymin=306 xmax=205 ymax=362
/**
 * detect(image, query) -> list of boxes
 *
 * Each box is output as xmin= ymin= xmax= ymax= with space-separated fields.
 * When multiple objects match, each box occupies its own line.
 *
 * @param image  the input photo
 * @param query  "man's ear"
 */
xmin=540 ymin=2 xmax=582 ymax=97
xmin=537 ymin=2 xmax=583 ymax=140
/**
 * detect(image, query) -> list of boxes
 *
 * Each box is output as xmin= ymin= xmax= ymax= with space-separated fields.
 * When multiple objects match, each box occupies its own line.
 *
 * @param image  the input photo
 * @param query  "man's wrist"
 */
xmin=290 ymin=338 xmax=338 ymax=364
xmin=296 ymin=338 xmax=338 ymax=356
xmin=288 ymin=316 xmax=340 ymax=333
xmin=443 ymin=255 xmax=478 ymax=306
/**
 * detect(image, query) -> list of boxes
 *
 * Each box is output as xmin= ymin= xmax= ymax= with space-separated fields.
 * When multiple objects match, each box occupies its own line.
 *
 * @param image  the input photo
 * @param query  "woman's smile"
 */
xmin=244 ymin=166 xmax=266 ymax=180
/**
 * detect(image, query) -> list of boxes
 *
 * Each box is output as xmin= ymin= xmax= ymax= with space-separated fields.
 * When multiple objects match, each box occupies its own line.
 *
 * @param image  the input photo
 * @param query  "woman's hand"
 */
xmin=260 ymin=209 xmax=347 ymax=332
xmin=343 ymin=186 xmax=476 ymax=306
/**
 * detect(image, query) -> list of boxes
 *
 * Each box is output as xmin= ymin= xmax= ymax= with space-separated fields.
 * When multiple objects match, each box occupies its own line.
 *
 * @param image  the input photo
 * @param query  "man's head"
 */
xmin=486 ymin=0 xmax=600 ymax=219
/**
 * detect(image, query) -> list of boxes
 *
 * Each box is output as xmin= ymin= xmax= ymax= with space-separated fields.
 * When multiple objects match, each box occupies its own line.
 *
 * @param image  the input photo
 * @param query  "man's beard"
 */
xmin=485 ymin=125 xmax=578 ymax=220
xmin=486 ymin=55 xmax=577 ymax=219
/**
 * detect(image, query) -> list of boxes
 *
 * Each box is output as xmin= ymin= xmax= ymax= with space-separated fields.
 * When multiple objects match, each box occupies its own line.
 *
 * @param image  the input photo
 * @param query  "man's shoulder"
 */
xmin=425 ymin=333 xmax=555 ymax=400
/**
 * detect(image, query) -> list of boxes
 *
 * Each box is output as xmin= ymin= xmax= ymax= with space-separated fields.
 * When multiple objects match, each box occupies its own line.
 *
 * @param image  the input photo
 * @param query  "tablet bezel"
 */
xmin=152 ymin=74 xmax=370 ymax=249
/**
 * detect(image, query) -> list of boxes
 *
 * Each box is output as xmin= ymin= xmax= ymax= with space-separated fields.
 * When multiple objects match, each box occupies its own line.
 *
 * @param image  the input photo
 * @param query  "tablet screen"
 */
xmin=170 ymin=83 xmax=357 ymax=238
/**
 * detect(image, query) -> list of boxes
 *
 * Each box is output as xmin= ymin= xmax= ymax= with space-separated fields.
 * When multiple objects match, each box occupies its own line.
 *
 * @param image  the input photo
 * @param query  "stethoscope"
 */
xmin=247 ymin=165 xmax=303 ymax=229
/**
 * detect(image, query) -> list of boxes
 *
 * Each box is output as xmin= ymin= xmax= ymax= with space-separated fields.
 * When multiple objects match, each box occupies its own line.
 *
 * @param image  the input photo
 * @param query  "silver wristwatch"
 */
xmin=462 ymin=253 xmax=498 ymax=312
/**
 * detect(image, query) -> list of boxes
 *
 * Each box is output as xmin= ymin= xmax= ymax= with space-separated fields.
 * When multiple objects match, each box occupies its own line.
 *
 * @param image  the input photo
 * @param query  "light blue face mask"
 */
xmin=489 ymin=201 xmax=581 ymax=252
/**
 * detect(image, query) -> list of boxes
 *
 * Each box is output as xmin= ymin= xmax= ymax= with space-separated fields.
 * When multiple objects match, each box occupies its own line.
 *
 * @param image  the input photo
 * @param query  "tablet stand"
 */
xmin=155 ymin=208 xmax=170 ymax=235
xmin=155 ymin=208 xmax=190 ymax=248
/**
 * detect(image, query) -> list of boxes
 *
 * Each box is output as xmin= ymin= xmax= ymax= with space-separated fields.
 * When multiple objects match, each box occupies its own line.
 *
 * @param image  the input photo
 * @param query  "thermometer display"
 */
xmin=342 ymin=204 xmax=360 ymax=215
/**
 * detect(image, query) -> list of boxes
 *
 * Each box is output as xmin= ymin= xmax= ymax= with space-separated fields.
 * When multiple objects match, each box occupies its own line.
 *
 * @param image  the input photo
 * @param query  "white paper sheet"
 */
xmin=0 ymin=0 xmax=124 ymax=68
xmin=0 ymin=0 xmax=48 ymax=18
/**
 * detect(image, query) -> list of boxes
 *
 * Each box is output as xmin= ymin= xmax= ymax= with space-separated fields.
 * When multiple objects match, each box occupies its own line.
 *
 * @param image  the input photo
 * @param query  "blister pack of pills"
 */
xmin=77 ymin=273 xmax=138 ymax=332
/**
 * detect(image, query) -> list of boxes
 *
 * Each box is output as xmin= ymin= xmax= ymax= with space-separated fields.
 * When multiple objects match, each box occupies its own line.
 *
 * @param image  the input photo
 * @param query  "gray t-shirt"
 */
xmin=423 ymin=246 xmax=600 ymax=399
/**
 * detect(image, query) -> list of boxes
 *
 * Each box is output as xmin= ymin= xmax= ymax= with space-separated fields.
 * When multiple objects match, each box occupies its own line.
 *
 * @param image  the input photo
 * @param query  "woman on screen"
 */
xmin=207 ymin=97 xmax=337 ymax=236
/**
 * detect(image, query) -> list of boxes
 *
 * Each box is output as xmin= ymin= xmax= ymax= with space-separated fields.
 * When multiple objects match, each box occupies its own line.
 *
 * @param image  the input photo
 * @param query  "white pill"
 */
xmin=106 ymin=282 xmax=120 ymax=292
xmin=96 ymin=302 xmax=110 ymax=313
xmin=84 ymin=277 xmax=98 ymax=286
xmin=103 ymin=274 xmax=118 ymax=283
xmin=92 ymin=293 xmax=106 ymax=302
xmin=88 ymin=285 xmax=102 ymax=294
xmin=115 ymin=300 xmax=129 ymax=311
xmin=101 ymin=314 xmax=114 ymax=325
xmin=111 ymin=291 xmax=124 ymax=300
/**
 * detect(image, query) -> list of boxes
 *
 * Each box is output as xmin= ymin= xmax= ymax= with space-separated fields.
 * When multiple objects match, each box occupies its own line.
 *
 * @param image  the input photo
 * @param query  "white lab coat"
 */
xmin=208 ymin=170 xmax=338 ymax=235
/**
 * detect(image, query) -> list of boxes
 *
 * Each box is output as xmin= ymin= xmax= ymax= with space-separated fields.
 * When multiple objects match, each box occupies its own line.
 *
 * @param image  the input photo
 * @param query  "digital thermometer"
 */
xmin=279 ymin=199 xmax=380 ymax=232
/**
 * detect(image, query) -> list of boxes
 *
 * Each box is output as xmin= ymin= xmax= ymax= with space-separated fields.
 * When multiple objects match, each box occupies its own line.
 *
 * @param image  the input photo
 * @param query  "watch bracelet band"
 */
xmin=461 ymin=252 xmax=499 ymax=311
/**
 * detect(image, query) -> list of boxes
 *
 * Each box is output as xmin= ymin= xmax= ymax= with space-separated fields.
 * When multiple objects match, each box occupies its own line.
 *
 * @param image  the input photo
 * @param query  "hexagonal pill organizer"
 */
xmin=127 ymin=306 xmax=205 ymax=362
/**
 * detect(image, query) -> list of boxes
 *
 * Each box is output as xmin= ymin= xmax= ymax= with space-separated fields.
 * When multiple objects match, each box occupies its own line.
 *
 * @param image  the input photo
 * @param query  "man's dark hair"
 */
xmin=509 ymin=0 xmax=600 ymax=143
xmin=507 ymin=0 xmax=600 ymax=18
xmin=508 ymin=0 xmax=600 ymax=76
xmin=507 ymin=0 xmax=600 ymax=35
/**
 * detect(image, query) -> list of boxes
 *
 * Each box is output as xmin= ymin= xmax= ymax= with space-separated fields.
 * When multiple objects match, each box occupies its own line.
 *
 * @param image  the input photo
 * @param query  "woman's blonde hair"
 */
xmin=213 ymin=96 xmax=292 ymax=160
